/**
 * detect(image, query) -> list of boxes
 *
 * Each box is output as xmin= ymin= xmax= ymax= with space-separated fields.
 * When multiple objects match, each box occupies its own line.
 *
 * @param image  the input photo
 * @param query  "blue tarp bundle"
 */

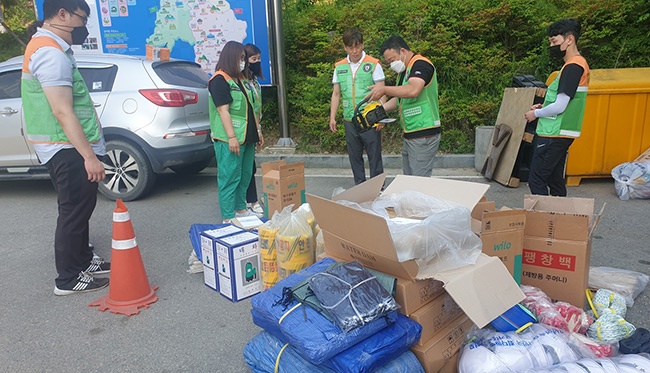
xmin=244 ymin=330 xmax=425 ymax=373
xmin=250 ymin=258 xmax=422 ymax=370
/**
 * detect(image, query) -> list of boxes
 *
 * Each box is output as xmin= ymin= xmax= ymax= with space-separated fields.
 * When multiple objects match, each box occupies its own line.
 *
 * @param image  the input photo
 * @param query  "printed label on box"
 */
xmin=201 ymin=235 xmax=215 ymax=269
xmin=522 ymin=249 xmax=576 ymax=271
xmin=203 ymin=265 xmax=216 ymax=290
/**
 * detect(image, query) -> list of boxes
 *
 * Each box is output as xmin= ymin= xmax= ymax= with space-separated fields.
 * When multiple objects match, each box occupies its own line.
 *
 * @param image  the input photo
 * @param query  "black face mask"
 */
xmin=249 ymin=62 xmax=262 ymax=77
xmin=71 ymin=26 xmax=89 ymax=45
xmin=549 ymin=44 xmax=566 ymax=59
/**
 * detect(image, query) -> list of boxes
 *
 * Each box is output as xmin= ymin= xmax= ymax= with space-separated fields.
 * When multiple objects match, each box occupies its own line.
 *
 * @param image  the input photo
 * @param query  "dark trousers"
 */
xmin=246 ymin=160 xmax=257 ymax=204
xmin=45 ymin=149 xmax=98 ymax=286
xmin=528 ymin=137 xmax=574 ymax=196
xmin=344 ymin=121 xmax=384 ymax=185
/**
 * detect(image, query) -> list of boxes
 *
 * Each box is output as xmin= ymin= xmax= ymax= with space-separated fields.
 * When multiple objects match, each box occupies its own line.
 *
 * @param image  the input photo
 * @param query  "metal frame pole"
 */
xmin=270 ymin=0 xmax=295 ymax=147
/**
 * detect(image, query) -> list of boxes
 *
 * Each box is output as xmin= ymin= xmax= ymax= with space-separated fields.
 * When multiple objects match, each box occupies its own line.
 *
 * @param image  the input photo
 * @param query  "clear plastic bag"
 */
xmin=589 ymin=266 xmax=650 ymax=307
xmin=258 ymin=205 xmax=293 ymax=289
xmin=336 ymin=190 xmax=482 ymax=276
xmin=611 ymin=161 xmax=650 ymax=200
xmin=275 ymin=205 xmax=315 ymax=280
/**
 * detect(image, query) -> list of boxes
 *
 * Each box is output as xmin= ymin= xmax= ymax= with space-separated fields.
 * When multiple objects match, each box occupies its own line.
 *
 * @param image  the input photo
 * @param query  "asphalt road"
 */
xmin=0 ymin=168 xmax=648 ymax=372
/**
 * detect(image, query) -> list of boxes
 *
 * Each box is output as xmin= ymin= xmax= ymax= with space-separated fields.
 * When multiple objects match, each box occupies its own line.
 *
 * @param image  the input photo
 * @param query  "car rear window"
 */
xmin=79 ymin=65 xmax=118 ymax=92
xmin=153 ymin=61 xmax=208 ymax=88
xmin=0 ymin=70 xmax=21 ymax=99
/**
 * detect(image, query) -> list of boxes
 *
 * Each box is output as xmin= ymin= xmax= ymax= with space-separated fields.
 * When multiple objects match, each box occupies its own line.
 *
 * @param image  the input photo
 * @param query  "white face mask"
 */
xmin=390 ymin=56 xmax=406 ymax=73
xmin=240 ymin=61 xmax=246 ymax=71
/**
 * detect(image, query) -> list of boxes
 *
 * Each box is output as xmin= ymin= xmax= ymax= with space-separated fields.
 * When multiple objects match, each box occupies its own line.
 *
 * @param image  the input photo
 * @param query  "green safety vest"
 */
xmin=334 ymin=54 xmax=380 ymax=121
xmin=537 ymin=55 xmax=590 ymax=138
xmin=246 ymin=77 xmax=262 ymax=123
xmin=398 ymin=55 xmax=441 ymax=133
xmin=209 ymin=71 xmax=251 ymax=143
xmin=21 ymin=36 xmax=100 ymax=144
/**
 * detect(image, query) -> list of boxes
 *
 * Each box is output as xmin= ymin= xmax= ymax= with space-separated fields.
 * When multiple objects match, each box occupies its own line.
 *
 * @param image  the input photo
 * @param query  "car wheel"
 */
xmin=169 ymin=158 xmax=212 ymax=175
xmin=99 ymin=140 xmax=156 ymax=201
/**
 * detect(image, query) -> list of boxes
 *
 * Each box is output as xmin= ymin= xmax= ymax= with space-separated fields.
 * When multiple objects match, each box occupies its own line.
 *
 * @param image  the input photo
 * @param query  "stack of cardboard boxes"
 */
xmin=309 ymin=174 xmax=603 ymax=372
xmin=309 ymin=175 xmax=526 ymax=372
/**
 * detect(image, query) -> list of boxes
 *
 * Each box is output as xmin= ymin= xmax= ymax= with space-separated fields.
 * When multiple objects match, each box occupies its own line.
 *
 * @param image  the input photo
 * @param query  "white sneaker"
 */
xmin=235 ymin=210 xmax=254 ymax=218
xmin=247 ymin=202 xmax=264 ymax=217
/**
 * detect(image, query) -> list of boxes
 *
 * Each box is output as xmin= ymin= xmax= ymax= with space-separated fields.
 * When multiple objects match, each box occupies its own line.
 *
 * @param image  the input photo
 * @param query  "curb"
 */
xmin=253 ymin=154 xmax=475 ymax=169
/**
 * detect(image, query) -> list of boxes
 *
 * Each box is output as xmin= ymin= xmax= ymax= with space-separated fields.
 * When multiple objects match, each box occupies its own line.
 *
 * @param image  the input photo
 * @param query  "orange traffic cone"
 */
xmin=89 ymin=199 xmax=158 ymax=316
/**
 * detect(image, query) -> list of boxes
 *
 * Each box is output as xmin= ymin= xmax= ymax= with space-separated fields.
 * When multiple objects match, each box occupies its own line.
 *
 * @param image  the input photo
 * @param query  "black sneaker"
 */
xmin=86 ymin=253 xmax=110 ymax=275
xmin=54 ymin=272 xmax=109 ymax=296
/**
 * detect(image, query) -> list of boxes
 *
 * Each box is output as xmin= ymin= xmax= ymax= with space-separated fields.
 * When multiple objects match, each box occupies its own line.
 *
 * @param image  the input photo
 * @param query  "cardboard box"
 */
xmin=410 ymin=292 xmax=465 ymax=346
xmin=215 ymin=231 xmax=262 ymax=302
xmin=472 ymin=203 xmax=525 ymax=284
xmin=145 ymin=44 xmax=170 ymax=61
xmin=438 ymin=351 xmax=460 ymax=373
xmin=395 ymin=277 xmax=446 ymax=316
xmin=521 ymin=195 xmax=603 ymax=307
xmin=410 ymin=314 xmax=474 ymax=373
xmin=200 ymin=225 xmax=246 ymax=290
xmin=308 ymin=174 xmax=525 ymax=328
xmin=261 ymin=160 xmax=306 ymax=219
xmin=635 ymin=147 xmax=650 ymax=162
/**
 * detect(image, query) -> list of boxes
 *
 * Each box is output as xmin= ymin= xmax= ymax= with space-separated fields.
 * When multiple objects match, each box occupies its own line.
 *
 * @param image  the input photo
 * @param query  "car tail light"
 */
xmin=139 ymin=89 xmax=199 ymax=107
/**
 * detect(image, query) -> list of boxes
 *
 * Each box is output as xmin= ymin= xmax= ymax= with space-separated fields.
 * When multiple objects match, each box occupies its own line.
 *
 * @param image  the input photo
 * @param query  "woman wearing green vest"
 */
xmin=209 ymin=41 xmax=262 ymax=223
xmin=243 ymin=43 xmax=265 ymax=216
xmin=524 ymin=19 xmax=590 ymax=196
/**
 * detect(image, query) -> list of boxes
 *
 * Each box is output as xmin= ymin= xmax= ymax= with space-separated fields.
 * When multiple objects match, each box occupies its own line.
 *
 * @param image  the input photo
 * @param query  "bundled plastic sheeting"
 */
xmin=458 ymin=324 xmax=596 ymax=373
xmin=612 ymin=161 xmax=650 ymax=200
xmin=336 ymin=190 xmax=482 ymax=275
xmin=514 ymin=353 xmax=650 ymax=372
xmin=589 ymin=266 xmax=650 ymax=307
xmin=250 ymin=258 xmax=400 ymax=365
xmin=308 ymin=261 xmax=399 ymax=332
xmin=244 ymin=329 xmax=424 ymax=373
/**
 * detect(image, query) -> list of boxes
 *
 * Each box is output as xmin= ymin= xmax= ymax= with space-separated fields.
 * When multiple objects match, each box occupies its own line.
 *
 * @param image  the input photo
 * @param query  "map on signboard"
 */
xmin=35 ymin=0 xmax=271 ymax=81
xmin=145 ymin=0 xmax=248 ymax=74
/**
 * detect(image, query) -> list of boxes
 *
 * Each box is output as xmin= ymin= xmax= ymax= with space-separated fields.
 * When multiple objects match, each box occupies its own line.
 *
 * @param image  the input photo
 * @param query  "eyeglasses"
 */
xmin=71 ymin=11 xmax=88 ymax=26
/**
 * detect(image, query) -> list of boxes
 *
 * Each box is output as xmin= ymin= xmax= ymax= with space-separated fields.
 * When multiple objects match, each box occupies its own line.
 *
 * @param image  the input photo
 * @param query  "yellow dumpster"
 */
xmin=546 ymin=68 xmax=650 ymax=186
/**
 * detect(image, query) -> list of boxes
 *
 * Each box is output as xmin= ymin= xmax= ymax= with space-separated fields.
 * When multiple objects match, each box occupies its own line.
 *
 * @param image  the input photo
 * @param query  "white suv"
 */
xmin=0 ymin=53 xmax=214 ymax=201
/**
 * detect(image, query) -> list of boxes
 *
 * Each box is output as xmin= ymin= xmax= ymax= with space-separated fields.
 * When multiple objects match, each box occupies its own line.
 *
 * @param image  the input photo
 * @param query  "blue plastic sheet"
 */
xmin=188 ymin=223 xmax=222 ymax=261
xmin=250 ymin=258 xmax=411 ymax=365
xmin=244 ymin=329 xmax=424 ymax=373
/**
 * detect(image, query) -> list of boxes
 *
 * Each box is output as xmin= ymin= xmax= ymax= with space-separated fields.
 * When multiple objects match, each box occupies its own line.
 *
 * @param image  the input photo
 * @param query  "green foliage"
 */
xmin=2 ymin=0 xmax=648 ymax=154
xmin=0 ymin=0 xmax=35 ymax=61
xmin=282 ymin=0 xmax=649 ymax=154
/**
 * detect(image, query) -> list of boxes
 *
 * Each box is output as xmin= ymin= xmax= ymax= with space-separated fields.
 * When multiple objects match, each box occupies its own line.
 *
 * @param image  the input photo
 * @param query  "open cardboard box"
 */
xmin=522 ymin=195 xmax=604 ymax=307
xmin=308 ymin=174 xmax=525 ymax=328
xmin=472 ymin=200 xmax=526 ymax=284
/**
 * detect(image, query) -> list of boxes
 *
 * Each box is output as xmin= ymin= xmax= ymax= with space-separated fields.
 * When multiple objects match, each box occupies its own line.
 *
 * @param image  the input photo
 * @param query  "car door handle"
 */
xmin=1 ymin=107 xmax=19 ymax=115
xmin=93 ymin=102 xmax=102 ymax=107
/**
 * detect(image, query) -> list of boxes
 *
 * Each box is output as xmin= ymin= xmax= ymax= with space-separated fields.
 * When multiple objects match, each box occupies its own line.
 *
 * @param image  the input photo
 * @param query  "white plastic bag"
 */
xmin=589 ymin=266 xmax=650 ymax=307
xmin=336 ymin=190 xmax=482 ymax=276
xmin=611 ymin=161 xmax=650 ymax=200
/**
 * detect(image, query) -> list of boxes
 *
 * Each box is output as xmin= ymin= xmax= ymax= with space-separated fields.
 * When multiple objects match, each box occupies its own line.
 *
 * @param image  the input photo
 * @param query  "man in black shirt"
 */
xmin=368 ymin=36 xmax=442 ymax=177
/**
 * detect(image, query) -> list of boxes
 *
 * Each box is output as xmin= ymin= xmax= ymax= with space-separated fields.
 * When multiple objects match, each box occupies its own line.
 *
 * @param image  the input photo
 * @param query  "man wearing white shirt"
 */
xmin=329 ymin=29 xmax=386 ymax=185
